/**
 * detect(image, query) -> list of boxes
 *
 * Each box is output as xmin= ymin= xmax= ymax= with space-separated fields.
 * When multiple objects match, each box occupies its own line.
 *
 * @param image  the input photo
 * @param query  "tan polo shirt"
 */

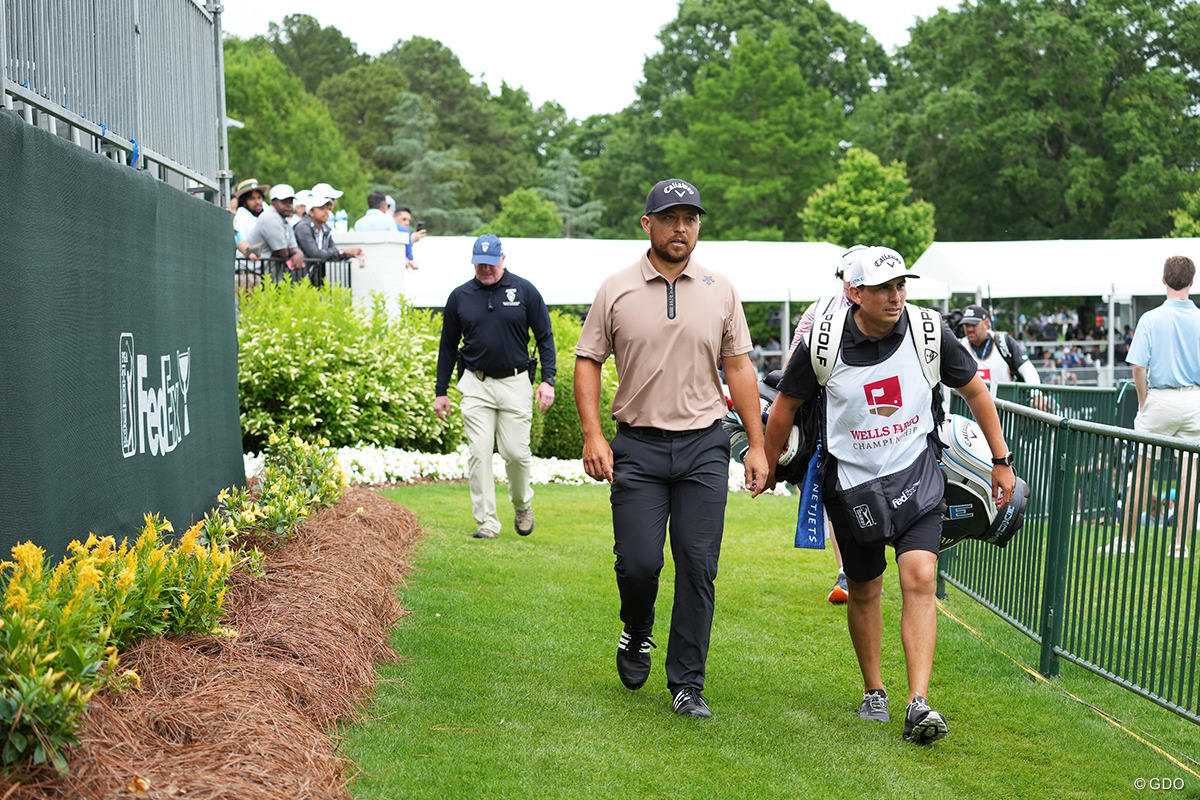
xmin=575 ymin=250 xmax=752 ymax=430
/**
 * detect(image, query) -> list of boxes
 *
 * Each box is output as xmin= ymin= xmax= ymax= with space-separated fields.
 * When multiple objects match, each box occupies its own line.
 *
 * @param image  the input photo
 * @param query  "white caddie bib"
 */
xmin=961 ymin=334 xmax=1013 ymax=383
xmin=825 ymin=334 xmax=936 ymax=489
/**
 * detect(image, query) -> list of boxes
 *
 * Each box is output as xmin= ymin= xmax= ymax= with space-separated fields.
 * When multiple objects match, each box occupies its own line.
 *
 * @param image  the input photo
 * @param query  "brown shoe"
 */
xmin=472 ymin=528 xmax=497 ymax=539
xmin=515 ymin=507 xmax=535 ymax=536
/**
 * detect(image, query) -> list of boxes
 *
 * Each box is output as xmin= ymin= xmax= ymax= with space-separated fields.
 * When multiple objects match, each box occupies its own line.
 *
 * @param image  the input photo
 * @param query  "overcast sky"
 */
xmin=219 ymin=0 xmax=954 ymax=120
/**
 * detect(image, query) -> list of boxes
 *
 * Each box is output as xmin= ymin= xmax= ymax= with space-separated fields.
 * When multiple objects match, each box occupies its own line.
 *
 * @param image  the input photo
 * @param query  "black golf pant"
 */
xmin=610 ymin=421 xmax=729 ymax=694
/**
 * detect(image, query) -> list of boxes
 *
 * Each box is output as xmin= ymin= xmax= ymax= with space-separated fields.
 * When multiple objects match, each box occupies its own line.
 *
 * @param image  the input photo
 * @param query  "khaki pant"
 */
xmin=458 ymin=371 xmax=534 ymax=535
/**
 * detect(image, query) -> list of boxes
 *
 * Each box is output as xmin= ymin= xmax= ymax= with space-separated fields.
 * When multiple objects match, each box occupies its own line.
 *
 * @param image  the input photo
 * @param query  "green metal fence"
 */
xmin=940 ymin=397 xmax=1200 ymax=724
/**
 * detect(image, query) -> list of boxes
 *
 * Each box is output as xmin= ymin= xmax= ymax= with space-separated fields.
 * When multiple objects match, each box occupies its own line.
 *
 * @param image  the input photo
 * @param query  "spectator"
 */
xmin=1105 ymin=255 xmax=1200 ymax=557
xmin=290 ymin=190 xmax=312 ymax=227
xmin=352 ymin=190 xmax=396 ymax=232
xmin=247 ymin=184 xmax=305 ymax=280
xmin=294 ymin=194 xmax=364 ymax=286
xmin=394 ymin=205 xmax=427 ymax=271
xmin=233 ymin=178 xmax=268 ymax=237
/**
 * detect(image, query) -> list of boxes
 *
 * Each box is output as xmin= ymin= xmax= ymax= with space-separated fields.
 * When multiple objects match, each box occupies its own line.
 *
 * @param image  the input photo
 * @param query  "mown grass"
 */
xmin=342 ymin=483 xmax=1200 ymax=799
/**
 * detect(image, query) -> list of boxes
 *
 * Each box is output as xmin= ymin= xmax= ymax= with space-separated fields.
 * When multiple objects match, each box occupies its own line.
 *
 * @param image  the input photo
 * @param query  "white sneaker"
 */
xmin=1098 ymin=537 xmax=1134 ymax=555
xmin=1175 ymin=544 xmax=1190 ymax=558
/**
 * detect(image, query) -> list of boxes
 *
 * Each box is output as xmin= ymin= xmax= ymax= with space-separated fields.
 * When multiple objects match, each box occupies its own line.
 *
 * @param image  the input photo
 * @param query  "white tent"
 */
xmin=370 ymin=235 xmax=950 ymax=308
xmin=911 ymin=238 xmax=1200 ymax=300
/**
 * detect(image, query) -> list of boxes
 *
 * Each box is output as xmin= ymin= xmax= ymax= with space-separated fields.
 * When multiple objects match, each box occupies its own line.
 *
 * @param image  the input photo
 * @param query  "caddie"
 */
xmin=752 ymin=246 xmax=1015 ymax=744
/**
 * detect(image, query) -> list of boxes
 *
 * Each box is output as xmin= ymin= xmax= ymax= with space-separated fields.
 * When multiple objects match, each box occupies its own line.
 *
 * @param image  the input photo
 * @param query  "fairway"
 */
xmin=342 ymin=483 xmax=1200 ymax=799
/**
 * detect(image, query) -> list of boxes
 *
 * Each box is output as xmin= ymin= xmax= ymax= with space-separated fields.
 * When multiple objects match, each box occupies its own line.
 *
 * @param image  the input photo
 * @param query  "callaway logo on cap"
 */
xmin=645 ymin=178 xmax=707 ymax=215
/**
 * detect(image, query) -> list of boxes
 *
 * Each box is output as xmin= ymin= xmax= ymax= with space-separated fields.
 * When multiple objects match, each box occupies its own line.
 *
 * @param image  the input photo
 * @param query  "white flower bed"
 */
xmin=246 ymin=445 xmax=792 ymax=495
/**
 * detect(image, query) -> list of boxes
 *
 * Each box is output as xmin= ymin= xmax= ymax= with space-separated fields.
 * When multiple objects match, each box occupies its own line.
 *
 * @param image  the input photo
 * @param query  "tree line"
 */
xmin=225 ymin=0 xmax=1200 ymax=255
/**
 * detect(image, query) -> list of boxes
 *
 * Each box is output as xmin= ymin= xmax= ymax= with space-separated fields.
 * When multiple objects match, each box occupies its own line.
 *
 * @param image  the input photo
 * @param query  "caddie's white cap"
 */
xmin=847 ymin=246 xmax=920 ymax=287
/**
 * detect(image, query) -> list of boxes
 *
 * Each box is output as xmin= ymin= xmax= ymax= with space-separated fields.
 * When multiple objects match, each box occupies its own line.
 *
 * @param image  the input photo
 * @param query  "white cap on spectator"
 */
xmin=310 ymin=182 xmax=344 ymax=200
xmin=294 ymin=190 xmax=313 ymax=209
xmin=308 ymin=195 xmax=333 ymax=208
xmin=269 ymin=183 xmax=296 ymax=201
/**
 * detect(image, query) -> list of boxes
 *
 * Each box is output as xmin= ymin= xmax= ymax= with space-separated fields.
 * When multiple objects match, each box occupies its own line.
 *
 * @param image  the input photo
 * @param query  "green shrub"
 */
xmin=237 ymin=283 xmax=463 ymax=452
xmin=533 ymin=310 xmax=618 ymax=459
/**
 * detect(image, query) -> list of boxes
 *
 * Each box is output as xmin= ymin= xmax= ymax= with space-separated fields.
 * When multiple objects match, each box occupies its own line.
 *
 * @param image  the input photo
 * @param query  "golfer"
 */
xmin=575 ymin=178 xmax=766 ymax=718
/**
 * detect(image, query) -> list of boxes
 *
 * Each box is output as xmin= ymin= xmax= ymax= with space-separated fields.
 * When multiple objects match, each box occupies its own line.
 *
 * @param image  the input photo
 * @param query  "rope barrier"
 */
xmin=936 ymin=597 xmax=1200 ymax=779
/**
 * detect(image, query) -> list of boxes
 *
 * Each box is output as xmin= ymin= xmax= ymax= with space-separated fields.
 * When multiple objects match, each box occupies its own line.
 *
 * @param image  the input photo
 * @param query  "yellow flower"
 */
xmin=122 ymin=669 xmax=141 ymax=687
xmin=47 ymin=561 xmax=71 ymax=596
xmin=11 ymin=542 xmax=45 ymax=578
xmin=75 ymin=562 xmax=103 ymax=593
xmin=5 ymin=584 xmax=29 ymax=612
xmin=115 ymin=566 xmax=136 ymax=593
xmin=180 ymin=592 xmax=191 ymax=611
xmin=177 ymin=527 xmax=201 ymax=557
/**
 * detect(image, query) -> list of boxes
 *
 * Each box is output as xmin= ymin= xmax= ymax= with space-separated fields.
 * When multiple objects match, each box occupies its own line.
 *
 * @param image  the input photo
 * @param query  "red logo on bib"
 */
xmin=976 ymin=366 xmax=992 ymax=381
xmin=863 ymin=376 xmax=902 ymax=417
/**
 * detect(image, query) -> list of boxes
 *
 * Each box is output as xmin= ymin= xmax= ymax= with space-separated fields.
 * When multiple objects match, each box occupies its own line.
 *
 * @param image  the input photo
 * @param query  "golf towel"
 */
xmin=794 ymin=438 xmax=825 ymax=549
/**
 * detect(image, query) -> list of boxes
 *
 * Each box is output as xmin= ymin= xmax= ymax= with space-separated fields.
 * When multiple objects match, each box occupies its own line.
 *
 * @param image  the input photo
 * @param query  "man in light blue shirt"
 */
xmin=353 ymin=190 xmax=398 ymax=232
xmin=1108 ymin=255 xmax=1200 ymax=556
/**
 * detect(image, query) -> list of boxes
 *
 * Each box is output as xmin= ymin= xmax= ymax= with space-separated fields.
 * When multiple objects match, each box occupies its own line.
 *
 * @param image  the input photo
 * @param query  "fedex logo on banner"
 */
xmin=119 ymin=333 xmax=193 ymax=458
xmin=863 ymin=376 xmax=902 ymax=417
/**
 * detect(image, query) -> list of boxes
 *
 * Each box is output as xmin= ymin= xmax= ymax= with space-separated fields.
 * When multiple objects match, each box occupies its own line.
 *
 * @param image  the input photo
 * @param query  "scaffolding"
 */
xmin=1 ymin=0 xmax=230 ymax=206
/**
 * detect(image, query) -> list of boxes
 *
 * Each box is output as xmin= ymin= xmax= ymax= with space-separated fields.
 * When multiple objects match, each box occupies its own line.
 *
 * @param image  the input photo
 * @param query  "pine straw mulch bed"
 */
xmin=2 ymin=485 xmax=421 ymax=800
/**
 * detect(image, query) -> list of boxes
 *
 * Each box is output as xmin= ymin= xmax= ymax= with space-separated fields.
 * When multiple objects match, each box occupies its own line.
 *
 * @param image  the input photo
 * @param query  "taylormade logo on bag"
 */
xmin=119 ymin=333 xmax=193 ymax=458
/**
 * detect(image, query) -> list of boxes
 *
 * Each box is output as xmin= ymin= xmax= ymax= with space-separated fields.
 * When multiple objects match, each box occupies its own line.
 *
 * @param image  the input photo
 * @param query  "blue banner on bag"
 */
xmin=794 ymin=438 xmax=825 ymax=549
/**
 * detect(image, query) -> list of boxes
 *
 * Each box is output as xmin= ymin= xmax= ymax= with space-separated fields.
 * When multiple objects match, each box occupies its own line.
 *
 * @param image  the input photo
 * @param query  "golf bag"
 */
xmin=723 ymin=370 xmax=812 ymax=485
xmin=937 ymin=414 xmax=1029 ymax=550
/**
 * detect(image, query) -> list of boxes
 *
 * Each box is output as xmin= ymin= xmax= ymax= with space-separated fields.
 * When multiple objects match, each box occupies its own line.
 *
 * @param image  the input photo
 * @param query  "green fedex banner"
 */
xmin=0 ymin=112 xmax=243 ymax=556
xmin=119 ymin=333 xmax=194 ymax=459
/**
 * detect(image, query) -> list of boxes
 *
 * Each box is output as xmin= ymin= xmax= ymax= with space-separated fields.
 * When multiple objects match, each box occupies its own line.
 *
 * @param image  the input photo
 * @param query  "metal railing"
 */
xmin=939 ymin=398 xmax=1200 ymax=723
xmin=234 ymin=257 xmax=353 ymax=292
xmin=1 ymin=0 xmax=228 ymax=202
xmin=966 ymin=380 xmax=1140 ymax=429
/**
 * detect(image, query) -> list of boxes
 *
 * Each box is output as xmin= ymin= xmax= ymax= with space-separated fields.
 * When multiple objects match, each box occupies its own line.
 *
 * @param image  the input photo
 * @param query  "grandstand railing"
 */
xmin=940 ymin=396 xmax=1200 ymax=724
xmin=234 ymin=257 xmax=353 ymax=292
xmin=1 ymin=0 xmax=228 ymax=202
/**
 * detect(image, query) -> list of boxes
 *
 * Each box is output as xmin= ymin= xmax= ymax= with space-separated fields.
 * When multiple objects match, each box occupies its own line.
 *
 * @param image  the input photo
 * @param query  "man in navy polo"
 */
xmin=434 ymin=235 xmax=557 ymax=539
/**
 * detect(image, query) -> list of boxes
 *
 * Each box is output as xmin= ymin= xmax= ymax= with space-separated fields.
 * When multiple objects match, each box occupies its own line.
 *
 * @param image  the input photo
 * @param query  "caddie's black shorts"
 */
xmin=833 ymin=501 xmax=945 ymax=583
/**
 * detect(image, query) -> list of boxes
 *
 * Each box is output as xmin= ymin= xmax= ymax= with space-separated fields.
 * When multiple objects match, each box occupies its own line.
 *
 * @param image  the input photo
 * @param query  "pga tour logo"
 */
xmin=119 ymin=333 xmax=192 ymax=458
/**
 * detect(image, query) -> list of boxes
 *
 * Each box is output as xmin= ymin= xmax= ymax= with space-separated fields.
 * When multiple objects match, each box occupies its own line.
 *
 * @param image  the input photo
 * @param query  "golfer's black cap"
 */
xmin=645 ymin=178 xmax=706 ymax=215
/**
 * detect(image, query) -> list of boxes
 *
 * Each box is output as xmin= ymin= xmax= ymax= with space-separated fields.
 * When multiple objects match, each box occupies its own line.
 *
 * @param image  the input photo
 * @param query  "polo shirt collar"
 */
xmin=638 ymin=250 xmax=703 ymax=282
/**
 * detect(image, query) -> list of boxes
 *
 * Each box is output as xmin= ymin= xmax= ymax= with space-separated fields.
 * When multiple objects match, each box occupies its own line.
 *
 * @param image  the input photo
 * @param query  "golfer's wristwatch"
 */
xmin=991 ymin=452 xmax=1015 ymax=467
